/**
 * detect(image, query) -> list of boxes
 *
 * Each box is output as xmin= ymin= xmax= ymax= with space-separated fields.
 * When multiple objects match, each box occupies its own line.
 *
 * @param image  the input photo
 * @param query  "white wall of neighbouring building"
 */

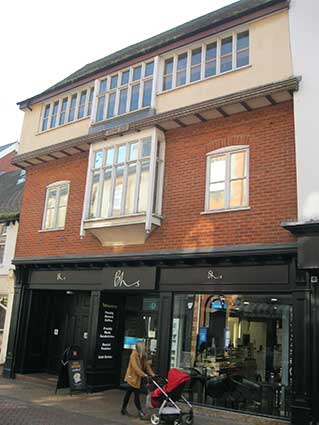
xmin=289 ymin=0 xmax=319 ymax=221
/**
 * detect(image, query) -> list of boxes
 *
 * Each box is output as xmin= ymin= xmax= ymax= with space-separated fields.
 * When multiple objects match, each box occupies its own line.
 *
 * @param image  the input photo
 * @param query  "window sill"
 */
xmin=36 ymin=115 xmax=90 ymax=136
xmin=38 ymin=228 xmax=65 ymax=233
xmin=201 ymin=206 xmax=251 ymax=215
xmin=158 ymin=64 xmax=251 ymax=95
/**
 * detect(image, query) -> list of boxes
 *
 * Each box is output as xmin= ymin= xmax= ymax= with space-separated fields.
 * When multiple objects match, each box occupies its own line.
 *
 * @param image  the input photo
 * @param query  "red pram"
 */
xmin=150 ymin=369 xmax=193 ymax=425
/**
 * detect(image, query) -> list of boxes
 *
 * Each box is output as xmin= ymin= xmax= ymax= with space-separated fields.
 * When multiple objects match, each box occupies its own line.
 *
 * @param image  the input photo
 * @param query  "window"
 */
xmin=0 ymin=224 xmax=6 ymax=265
xmin=162 ymin=30 xmax=249 ymax=91
xmin=87 ymin=133 xmax=164 ymax=219
xmin=170 ymin=293 xmax=292 ymax=417
xmin=95 ymin=60 xmax=155 ymax=122
xmin=40 ymin=85 xmax=94 ymax=132
xmin=0 ymin=244 xmax=4 ymax=265
xmin=0 ymin=224 xmax=7 ymax=236
xmin=42 ymin=182 xmax=70 ymax=230
xmin=206 ymin=146 xmax=249 ymax=212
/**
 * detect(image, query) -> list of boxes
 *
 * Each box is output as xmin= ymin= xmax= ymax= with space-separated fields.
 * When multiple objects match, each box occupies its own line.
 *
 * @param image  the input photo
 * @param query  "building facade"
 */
xmin=4 ymin=0 xmax=315 ymax=424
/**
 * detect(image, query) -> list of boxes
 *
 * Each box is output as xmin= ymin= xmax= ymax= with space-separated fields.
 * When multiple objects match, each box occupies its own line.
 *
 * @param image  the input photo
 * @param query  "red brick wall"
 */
xmin=0 ymin=151 xmax=18 ymax=173
xmin=15 ymin=101 xmax=296 ymax=259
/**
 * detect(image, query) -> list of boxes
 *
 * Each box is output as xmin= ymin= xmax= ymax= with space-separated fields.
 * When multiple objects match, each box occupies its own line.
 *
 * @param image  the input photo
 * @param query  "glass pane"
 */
xmin=209 ymin=182 xmax=225 ymax=209
xmin=99 ymin=79 xmax=107 ymax=93
xmin=163 ymin=75 xmax=172 ymax=91
xmin=142 ymin=79 xmax=152 ymax=107
xmin=142 ymin=138 xmax=152 ymax=157
xmin=237 ymin=31 xmax=249 ymax=50
xmin=133 ymin=66 xmax=142 ymax=81
xmin=191 ymin=48 xmax=202 ymax=65
xmin=87 ymin=88 xmax=94 ymax=115
xmin=230 ymin=179 xmax=247 ymax=208
xmin=47 ymin=189 xmax=57 ymax=208
xmin=237 ymin=50 xmax=249 ymax=67
xmin=177 ymin=53 xmax=187 ymax=70
xmin=96 ymin=96 xmax=105 ymax=121
xmin=221 ymin=36 xmax=233 ymax=55
xmin=138 ymin=160 xmax=150 ymax=212
xmin=176 ymin=70 xmax=186 ymax=86
xmin=94 ymin=150 xmax=103 ymax=168
xmin=107 ymin=92 xmax=116 ymax=118
xmin=221 ymin=55 xmax=232 ymax=73
xmin=77 ymin=91 xmax=87 ymax=119
xmin=121 ymin=70 xmax=130 ymax=85
xmin=125 ymin=163 xmax=137 ymax=214
xmin=50 ymin=101 xmax=59 ymax=128
xmin=105 ymin=147 xmax=114 ymax=166
xmin=110 ymin=75 xmax=118 ymax=89
xmin=119 ymin=88 xmax=128 ymax=114
xmin=231 ymin=151 xmax=246 ymax=179
xmin=58 ymin=186 xmax=68 ymax=207
xmin=113 ymin=166 xmax=124 ymax=216
xmin=42 ymin=105 xmax=50 ymax=131
xmin=45 ymin=207 xmax=55 ymax=229
xmin=0 ymin=245 xmax=4 ymax=264
xmin=190 ymin=65 xmax=201 ymax=82
xmin=59 ymin=98 xmax=68 ymax=125
xmin=130 ymin=84 xmax=140 ymax=111
xmin=145 ymin=61 xmax=154 ymax=76
xmin=43 ymin=104 xmax=50 ymax=119
xmin=164 ymin=58 xmax=173 ymax=75
xmin=205 ymin=61 xmax=216 ymax=78
xmin=57 ymin=206 xmax=66 ymax=228
xmin=117 ymin=145 xmax=126 ymax=163
xmin=68 ymin=94 xmax=77 ymax=122
xmin=210 ymin=156 xmax=226 ymax=182
xmin=101 ymin=168 xmax=112 ymax=217
xmin=206 ymin=42 xmax=217 ymax=60
xmin=89 ymin=172 xmax=100 ymax=218
xmin=129 ymin=142 xmax=138 ymax=160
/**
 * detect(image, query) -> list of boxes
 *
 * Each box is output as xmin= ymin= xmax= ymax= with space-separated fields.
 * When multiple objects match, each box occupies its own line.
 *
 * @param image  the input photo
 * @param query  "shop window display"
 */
xmin=170 ymin=294 xmax=292 ymax=418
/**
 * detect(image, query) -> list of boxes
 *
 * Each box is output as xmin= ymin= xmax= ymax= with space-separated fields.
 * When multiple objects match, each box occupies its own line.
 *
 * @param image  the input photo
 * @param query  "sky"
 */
xmin=0 ymin=0 xmax=234 ymax=147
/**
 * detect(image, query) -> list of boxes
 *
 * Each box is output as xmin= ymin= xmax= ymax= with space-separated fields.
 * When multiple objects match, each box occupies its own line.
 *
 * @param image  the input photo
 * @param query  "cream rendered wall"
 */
xmin=156 ymin=11 xmax=293 ymax=113
xmin=0 ymin=222 xmax=19 ymax=364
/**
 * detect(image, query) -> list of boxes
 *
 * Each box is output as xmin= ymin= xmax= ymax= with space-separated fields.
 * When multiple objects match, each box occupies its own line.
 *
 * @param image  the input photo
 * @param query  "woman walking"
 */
xmin=121 ymin=340 xmax=154 ymax=419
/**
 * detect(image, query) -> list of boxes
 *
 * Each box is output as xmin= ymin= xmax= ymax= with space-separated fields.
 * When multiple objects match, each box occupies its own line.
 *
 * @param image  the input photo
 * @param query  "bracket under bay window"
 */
xmin=81 ymin=127 xmax=165 ymax=246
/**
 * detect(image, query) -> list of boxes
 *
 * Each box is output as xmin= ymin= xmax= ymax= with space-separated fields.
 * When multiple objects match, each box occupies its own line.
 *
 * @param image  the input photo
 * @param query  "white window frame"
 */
xmin=205 ymin=145 xmax=249 ymax=213
xmin=39 ymin=84 xmax=95 ymax=133
xmin=93 ymin=58 xmax=158 ymax=124
xmin=159 ymin=27 xmax=249 ymax=93
xmin=41 ymin=181 xmax=70 ymax=231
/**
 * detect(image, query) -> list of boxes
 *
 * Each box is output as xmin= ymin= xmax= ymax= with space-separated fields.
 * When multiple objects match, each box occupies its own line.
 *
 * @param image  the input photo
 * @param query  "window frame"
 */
xmin=160 ymin=28 xmax=249 ymax=93
xmin=41 ymin=181 xmax=70 ymax=231
xmin=205 ymin=145 xmax=249 ymax=213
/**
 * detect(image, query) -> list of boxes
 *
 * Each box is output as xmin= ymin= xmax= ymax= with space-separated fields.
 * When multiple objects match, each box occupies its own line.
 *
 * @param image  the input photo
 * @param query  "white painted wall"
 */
xmin=289 ymin=0 xmax=319 ymax=221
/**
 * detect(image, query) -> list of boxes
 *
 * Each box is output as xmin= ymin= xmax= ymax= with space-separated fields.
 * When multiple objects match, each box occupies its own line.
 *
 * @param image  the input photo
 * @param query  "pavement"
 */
xmin=0 ymin=374 xmax=285 ymax=425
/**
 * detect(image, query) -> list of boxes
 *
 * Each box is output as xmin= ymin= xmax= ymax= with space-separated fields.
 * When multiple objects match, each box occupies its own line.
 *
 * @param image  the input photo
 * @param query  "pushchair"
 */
xmin=150 ymin=368 xmax=193 ymax=425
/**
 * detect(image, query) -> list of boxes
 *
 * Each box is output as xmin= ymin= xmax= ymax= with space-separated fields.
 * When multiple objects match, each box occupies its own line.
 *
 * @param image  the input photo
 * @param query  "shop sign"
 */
xmin=96 ymin=301 xmax=119 ymax=367
xmin=103 ymin=267 xmax=156 ymax=290
xmin=29 ymin=269 xmax=102 ymax=289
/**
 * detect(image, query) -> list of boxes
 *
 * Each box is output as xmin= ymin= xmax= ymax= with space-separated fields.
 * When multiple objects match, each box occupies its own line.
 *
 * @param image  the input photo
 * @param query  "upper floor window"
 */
xmin=205 ymin=146 xmax=249 ymax=212
xmin=87 ymin=130 xmax=164 ymax=219
xmin=40 ymin=86 xmax=94 ymax=132
xmin=0 ymin=244 xmax=4 ymax=265
xmin=0 ymin=224 xmax=6 ymax=265
xmin=42 ymin=182 xmax=70 ymax=230
xmin=95 ymin=60 xmax=155 ymax=123
xmin=0 ymin=224 xmax=7 ymax=236
xmin=162 ymin=30 xmax=249 ymax=92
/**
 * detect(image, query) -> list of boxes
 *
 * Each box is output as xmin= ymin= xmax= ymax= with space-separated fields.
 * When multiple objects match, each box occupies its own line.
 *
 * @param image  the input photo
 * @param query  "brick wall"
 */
xmin=15 ymin=101 xmax=296 ymax=259
xmin=0 ymin=151 xmax=18 ymax=173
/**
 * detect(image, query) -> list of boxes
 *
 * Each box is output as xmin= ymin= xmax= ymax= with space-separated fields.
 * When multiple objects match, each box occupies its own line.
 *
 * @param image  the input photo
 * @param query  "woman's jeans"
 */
xmin=122 ymin=385 xmax=142 ymax=411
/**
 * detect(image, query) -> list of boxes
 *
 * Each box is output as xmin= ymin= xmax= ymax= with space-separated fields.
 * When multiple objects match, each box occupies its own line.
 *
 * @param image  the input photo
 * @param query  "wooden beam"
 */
xmin=23 ymin=160 xmax=35 ymax=166
xmin=194 ymin=113 xmax=207 ymax=122
xmin=72 ymin=146 xmax=85 ymax=153
xmin=35 ymin=157 xmax=47 ymax=163
xmin=266 ymin=95 xmax=277 ymax=105
xmin=174 ymin=118 xmax=186 ymax=127
xmin=155 ymin=124 xmax=166 ymax=132
xmin=216 ymin=107 xmax=229 ymax=118
xmin=240 ymin=101 xmax=252 ymax=112
xmin=46 ymin=153 xmax=60 ymax=160
xmin=288 ymin=89 xmax=294 ymax=98
xmin=60 ymin=150 xmax=72 ymax=157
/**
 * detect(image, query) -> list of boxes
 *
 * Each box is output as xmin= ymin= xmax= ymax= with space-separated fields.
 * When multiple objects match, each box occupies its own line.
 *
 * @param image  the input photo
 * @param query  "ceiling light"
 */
xmin=243 ymin=301 xmax=250 ymax=305
xmin=271 ymin=298 xmax=278 ymax=302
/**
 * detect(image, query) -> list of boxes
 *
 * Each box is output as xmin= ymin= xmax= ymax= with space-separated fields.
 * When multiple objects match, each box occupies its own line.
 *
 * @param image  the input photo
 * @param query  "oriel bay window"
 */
xmin=83 ymin=128 xmax=165 ymax=246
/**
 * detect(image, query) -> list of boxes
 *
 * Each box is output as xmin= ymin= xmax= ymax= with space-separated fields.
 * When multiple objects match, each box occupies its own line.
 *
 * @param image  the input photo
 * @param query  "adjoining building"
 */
xmin=3 ymin=1 xmax=316 ymax=424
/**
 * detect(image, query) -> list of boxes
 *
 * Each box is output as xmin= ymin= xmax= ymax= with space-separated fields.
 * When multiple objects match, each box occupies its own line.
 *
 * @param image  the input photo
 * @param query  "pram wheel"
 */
xmin=150 ymin=413 xmax=160 ymax=425
xmin=184 ymin=414 xmax=193 ymax=425
xmin=173 ymin=420 xmax=181 ymax=425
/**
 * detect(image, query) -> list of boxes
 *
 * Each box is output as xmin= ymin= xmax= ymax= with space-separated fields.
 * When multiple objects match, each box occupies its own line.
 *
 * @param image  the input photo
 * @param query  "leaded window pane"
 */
xmin=130 ymin=84 xmax=140 ymax=111
xmin=138 ymin=160 xmax=150 ymax=212
xmin=142 ymin=79 xmax=152 ymax=107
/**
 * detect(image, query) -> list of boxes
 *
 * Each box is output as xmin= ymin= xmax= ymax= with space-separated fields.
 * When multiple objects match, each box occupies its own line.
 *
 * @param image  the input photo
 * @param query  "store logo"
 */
xmin=113 ymin=270 xmax=140 ymax=288
xmin=57 ymin=272 xmax=67 ymax=281
xmin=207 ymin=269 xmax=223 ymax=280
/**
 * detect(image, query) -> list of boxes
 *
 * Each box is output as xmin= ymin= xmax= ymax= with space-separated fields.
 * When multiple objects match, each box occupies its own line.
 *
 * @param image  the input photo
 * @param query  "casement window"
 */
xmin=40 ymin=85 xmax=94 ymax=132
xmin=205 ymin=146 xmax=249 ymax=212
xmin=162 ymin=29 xmax=249 ymax=92
xmin=87 ymin=131 xmax=164 ymax=220
xmin=42 ymin=182 xmax=70 ymax=230
xmin=95 ymin=60 xmax=155 ymax=123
